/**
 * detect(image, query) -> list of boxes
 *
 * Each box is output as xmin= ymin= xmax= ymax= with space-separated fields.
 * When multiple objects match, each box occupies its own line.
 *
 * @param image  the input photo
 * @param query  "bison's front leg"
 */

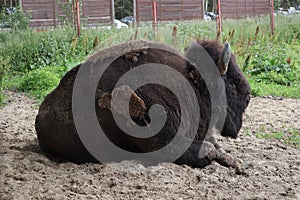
xmin=175 ymin=140 xmax=214 ymax=168
xmin=206 ymin=134 xmax=244 ymax=168
xmin=175 ymin=140 xmax=243 ymax=168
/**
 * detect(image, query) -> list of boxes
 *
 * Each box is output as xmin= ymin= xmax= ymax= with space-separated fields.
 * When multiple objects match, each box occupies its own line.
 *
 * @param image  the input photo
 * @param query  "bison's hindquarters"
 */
xmin=35 ymin=65 xmax=97 ymax=163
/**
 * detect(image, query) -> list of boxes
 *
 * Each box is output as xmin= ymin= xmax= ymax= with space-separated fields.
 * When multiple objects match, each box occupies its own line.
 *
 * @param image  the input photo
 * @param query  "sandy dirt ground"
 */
xmin=0 ymin=92 xmax=299 ymax=199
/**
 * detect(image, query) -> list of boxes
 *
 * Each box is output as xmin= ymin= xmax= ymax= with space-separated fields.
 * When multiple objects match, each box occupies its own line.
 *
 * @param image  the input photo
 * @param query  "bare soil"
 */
xmin=0 ymin=92 xmax=299 ymax=199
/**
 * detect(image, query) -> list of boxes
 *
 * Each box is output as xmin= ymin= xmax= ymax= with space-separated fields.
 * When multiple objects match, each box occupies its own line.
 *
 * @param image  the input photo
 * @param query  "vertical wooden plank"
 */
xmin=81 ymin=0 xmax=85 ymax=20
xmin=237 ymin=0 xmax=239 ymax=19
xmin=72 ymin=0 xmax=76 ymax=30
xmin=152 ymin=0 xmax=157 ymax=25
xmin=180 ymin=0 xmax=183 ymax=20
xmin=201 ymin=0 xmax=204 ymax=19
xmin=76 ymin=0 xmax=81 ymax=36
xmin=244 ymin=0 xmax=247 ymax=17
xmin=136 ymin=0 xmax=139 ymax=23
xmin=253 ymin=0 xmax=256 ymax=17
xmin=159 ymin=0 xmax=162 ymax=22
xmin=133 ymin=0 xmax=137 ymax=25
xmin=53 ymin=0 xmax=56 ymax=28
xmin=111 ymin=0 xmax=115 ymax=23
xmin=217 ymin=0 xmax=222 ymax=34
xmin=270 ymin=0 xmax=275 ymax=34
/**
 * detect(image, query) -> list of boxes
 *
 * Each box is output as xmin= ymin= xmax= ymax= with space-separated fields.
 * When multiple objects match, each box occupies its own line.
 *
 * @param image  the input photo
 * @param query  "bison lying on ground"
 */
xmin=35 ymin=40 xmax=251 ymax=168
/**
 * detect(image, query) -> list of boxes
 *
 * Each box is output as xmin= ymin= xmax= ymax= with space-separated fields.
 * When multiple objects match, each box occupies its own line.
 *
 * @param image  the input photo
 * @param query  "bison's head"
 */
xmin=198 ymin=40 xmax=251 ymax=139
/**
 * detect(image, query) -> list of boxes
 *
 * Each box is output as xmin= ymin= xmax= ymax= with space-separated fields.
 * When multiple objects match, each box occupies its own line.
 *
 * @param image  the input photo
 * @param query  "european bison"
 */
xmin=35 ymin=40 xmax=251 ymax=168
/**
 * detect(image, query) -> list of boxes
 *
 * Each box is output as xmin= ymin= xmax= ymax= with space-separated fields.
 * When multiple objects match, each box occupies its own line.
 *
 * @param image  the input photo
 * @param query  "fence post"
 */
xmin=133 ymin=0 xmax=137 ymax=26
xmin=201 ymin=0 xmax=205 ymax=19
xmin=72 ymin=0 xmax=76 ymax=30
xmin=216 ymin=0 xmax=222 ymax=37
xmin=52 ymin=0 xmax=56 ymax=28
xmin=111 ymin=0 xmax=115 ymax=24
xmin=152 ymin=0 xmax=157 ymax=27
xmin=270 ymin=0 xmax=275 ymax=34
xmin=76 ymin=0 xmax=81 ymax=37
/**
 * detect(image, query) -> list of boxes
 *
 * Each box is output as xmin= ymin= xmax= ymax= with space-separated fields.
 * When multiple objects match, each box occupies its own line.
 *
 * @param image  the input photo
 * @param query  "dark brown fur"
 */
xmin=198 ymin=40 xmax=251 ymax=138
xmin=35 ymin=40 xmax=250 ymax=168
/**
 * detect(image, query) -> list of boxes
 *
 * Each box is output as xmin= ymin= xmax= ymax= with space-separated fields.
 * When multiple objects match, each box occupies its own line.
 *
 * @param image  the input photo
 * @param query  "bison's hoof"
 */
xmin=233 ymin=157 xmax=243 ymax=168
xmin=234 ymin=161 xmax=251 ymax=175
xmin=216 ymin=153 xmax=243 ymax=168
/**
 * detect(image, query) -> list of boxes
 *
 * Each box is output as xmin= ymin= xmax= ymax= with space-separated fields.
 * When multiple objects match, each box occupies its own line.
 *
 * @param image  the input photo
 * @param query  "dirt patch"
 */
xmin=1 ymin=92 xmax=299 ymax=199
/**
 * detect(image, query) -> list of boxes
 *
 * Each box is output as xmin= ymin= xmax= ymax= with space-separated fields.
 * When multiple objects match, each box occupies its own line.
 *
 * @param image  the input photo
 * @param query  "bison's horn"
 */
xmin=217 ymin=42 xmax=231 ymax=75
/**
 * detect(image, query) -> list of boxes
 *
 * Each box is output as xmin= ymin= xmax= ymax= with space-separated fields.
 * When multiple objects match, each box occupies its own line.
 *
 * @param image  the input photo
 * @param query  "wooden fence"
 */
xmin=219 ymin=0 xmax=271 ymax=19
xmin=1 ymin=0 xmax=18 ymax=8
xmin=82 ymin=0 xmax=113 ymax=25
xmin=21 ymin=0 xmax=113 ymax=27
xmin=136 ymin=0 xmax=204 ymax=22
xmin=19 ymin=0 xmax=273 ymax=28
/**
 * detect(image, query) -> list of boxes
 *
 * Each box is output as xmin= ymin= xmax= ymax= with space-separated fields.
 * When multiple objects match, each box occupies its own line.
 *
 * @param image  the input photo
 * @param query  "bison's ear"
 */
xmin=217 ymin=42 xmax=231 ymax=75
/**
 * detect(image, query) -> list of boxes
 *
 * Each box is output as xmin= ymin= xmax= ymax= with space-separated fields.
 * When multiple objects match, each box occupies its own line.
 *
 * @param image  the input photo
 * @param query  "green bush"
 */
xmin=0 ymin=7 xmax=29 ymax=31
xmin=18 ymin=69 xmax=60 ymax=101
xmin=0 ymin=28 xmax=100 ymax=73
xmin=246 ymin=45 xmax=298 ymax=86
xmin=0 ymin=56 xmax=10 ymax=105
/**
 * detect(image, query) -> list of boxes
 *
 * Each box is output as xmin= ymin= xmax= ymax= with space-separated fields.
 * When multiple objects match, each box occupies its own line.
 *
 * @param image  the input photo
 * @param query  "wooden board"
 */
xmin=22 ymin=0 xmax=113 ymax=27
xmin=136 ymin=0 xmax=204 ymax=22
xmin=220 ymin=0 xmax=270 ymax=19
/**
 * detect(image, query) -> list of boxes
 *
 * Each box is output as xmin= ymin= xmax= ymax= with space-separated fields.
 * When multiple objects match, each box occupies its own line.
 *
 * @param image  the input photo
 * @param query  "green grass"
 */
xmin=256 ymin=128 xmax=300 ymax=148
xmin=5 ymin=69 xmax=60 ymax=104
xmin=0 ymin=15 xmax=299 ymax=104
xmin=250 ymin=80 xmax=300 ymax=98
xmin=18 ymin=70 xmax=60 ymax=101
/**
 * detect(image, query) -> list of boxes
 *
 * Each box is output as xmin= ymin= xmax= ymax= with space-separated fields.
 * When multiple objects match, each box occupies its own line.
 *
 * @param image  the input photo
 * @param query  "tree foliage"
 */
xmin=114 ymin=0 xmax=133 ymax=19
xmin=275 ymin=0 xmax=300 ymax=9
xmin=0 ymin=7 xmax=29 ymax=30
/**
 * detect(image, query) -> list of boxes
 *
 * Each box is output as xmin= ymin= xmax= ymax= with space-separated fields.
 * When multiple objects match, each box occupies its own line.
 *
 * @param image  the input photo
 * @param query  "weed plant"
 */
xmin=0 ymin=15 xmax=299 ymax=104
